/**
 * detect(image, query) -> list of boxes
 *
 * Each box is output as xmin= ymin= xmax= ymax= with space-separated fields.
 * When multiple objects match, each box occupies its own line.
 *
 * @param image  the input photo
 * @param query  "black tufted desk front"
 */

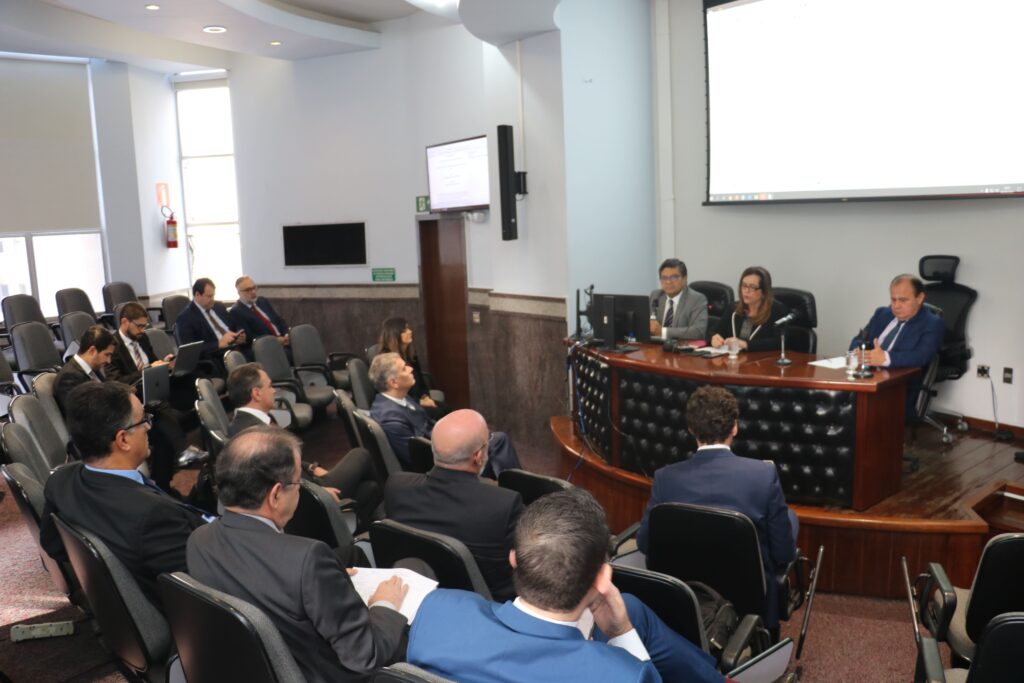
xmin=564 ymin=344 xmax=918 ymax=526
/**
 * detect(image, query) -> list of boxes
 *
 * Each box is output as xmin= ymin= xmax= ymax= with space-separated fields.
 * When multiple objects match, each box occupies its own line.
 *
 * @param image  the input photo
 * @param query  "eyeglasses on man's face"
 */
xmin=122 ymin=414 xmax=154 ymax=433
xmin=130 ymin=319 xmax=150 ymax=330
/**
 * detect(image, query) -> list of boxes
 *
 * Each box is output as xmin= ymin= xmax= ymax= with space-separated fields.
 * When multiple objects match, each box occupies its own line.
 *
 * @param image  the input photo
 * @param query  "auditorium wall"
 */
xmin=664 ymin=0 xmax=1024 ymax=427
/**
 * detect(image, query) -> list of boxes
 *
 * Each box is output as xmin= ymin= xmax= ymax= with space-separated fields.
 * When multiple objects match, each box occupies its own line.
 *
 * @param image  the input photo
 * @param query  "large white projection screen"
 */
xmin=704 ymin=0 xmax=1024 ymax=203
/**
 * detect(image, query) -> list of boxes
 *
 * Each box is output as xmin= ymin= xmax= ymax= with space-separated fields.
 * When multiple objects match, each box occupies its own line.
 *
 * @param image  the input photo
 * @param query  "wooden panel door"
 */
xmin=418 ymin=215 xmax=470 ymax=408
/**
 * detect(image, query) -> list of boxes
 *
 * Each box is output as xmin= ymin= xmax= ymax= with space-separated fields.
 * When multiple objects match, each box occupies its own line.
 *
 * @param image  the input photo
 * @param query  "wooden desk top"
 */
xmin=574 ymin=343 xmax=918 ymax=393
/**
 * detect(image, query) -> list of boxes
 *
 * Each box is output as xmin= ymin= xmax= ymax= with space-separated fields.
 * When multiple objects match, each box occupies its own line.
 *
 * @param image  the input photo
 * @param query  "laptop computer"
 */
xmin=727 ymin=637 xmax=793 ymax=683
xmin=141 ymin=364 xmax=170 ymax=406
xmin=169 ymin=341 xmax=203 ymax=377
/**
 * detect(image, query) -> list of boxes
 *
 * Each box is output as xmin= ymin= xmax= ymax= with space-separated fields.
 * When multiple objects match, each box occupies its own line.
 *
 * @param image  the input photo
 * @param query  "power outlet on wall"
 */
xmin=977 ymin=365 xmax=990 ymax=378
xmin=1004 ymin=367 xmax=1013 ymax=384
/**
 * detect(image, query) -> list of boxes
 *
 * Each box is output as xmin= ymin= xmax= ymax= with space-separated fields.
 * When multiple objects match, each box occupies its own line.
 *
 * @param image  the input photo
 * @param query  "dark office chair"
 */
xmin=159 ymin=572 xmax=305 ymax=683
xmin=53 ymin=515 xmax=174 ymax=682
xmin=32 ymin=371 xmax=69 ymax=447
xmin=913 ymin=533 xmax=1024 ymax=664
xmin=497 ymin=468 xmax=572 ymax=505
xmin=2 ymin=421 xmax=57 ymax=484
xmin=914 ymin=612 xmax=1024 ymax=683
xmin=347 ymin=357 xmax=375 ymax=411
xmin=195 ymin=399 xmax=229 ymax=460
xmin=688 ymin=281 xmax=735 ymax=342
xmin=336 ymin=390 xmax=362 ymax=450
xmin=370 ymin=519 xmax=492 ymax=600
xmin=10 ymin=394 xmax=71 ymax=474
xmin=160 ymin=294 xmax=190 ymax=334
xmin=917 ymin=255 xmax=977 ymax=441
xmin=56 ymin=287 xmax=110 ymax=327
xmin=353 ymin=412 xmax=403 ymax=479
xmin=407 ymin=436 xmax=435 ymax=474
xmin=11 ymin=321 xmax=63 ymax=389
xmin=58 ymin=311 xmax=95 ymax=350
xmin=373 ymin=663 xmax=455 ymax=683
xmin=289 ymin=323 xmax=357 ymax=393
xmin=3 ymin=295 xmax=63 ymax=355
xmin=0 ymin=350 xmax=23 ymax=417
xmin=254 ymin=335 xmax=336 ymax=413
xmin=642 ymin=503 xmax=812 ymax=640
xmin=283 ymin=480 xmax=357 ymax=551
xmin=773 ymin=287 xmax=818 ymax=354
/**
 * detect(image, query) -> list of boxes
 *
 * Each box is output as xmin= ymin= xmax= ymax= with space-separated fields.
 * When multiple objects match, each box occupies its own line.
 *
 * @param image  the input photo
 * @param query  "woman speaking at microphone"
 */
xmin=710 ymin=266 xmax=789 ymax=352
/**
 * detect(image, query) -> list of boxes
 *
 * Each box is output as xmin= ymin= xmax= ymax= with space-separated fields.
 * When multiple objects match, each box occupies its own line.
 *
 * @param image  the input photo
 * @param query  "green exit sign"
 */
xmin=372 ymin=268 xmax=396 ymax=282
xmin=416 ymin=195 xmax=430 ymax=213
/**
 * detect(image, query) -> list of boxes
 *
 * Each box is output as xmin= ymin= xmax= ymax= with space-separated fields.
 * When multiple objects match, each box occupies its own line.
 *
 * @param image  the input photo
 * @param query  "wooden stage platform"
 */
xmin=551 ymin=415 xmax=1024 ymax=599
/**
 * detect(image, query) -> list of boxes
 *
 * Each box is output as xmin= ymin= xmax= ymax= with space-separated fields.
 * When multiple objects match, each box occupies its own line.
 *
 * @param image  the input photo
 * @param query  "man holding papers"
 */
xmin=187 ymin=427 xmax=408 ymax=683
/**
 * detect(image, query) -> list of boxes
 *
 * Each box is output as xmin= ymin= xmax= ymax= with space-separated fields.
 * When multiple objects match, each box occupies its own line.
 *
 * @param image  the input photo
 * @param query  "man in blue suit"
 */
xmin=175 ymin=278 xmax=248 ymax=374
xmin=637 ymin=386 xmax=797 ymax=630
xmin=368 ymin=352 xmax=520 ymax=478
xmin=849 ymin=274 xmax=944 ymax=418
xmin=230 ymin=275 xmax=290 ymax=347
xmin=408 ymin=488 xmax=723 ymax=683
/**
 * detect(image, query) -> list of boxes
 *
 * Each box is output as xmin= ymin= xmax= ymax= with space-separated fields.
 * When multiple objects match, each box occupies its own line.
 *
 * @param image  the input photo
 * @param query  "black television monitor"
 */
xmin=591 ymin=294 xmax=652 ymax=349
xmin=283 ymin=223 xmax=366 ymax=266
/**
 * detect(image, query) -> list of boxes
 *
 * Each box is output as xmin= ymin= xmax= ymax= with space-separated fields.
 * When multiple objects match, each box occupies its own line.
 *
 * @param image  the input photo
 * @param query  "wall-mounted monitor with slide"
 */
xmin=426 ymin=135 xmax=490 ymax=212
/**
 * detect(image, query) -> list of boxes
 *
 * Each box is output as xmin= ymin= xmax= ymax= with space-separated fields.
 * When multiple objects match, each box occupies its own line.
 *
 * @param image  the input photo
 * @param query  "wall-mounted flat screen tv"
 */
xmin=426 ymin=135 xmax=490 ymax=212
xmin=283 ymin=223 xmax=366 ymax=266
xmin=704 ymin=0 xmax=1024 ymax=204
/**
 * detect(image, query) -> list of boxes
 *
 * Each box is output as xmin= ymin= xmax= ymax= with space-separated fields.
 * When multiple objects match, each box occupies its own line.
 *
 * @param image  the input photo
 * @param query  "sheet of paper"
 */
xmin=349 ymin=567 xmax=438 ymax=622
xmin=809 ymin=356 xmax=848 ymax=369
xmin=693 ymin=346 xmax=730 ymax=357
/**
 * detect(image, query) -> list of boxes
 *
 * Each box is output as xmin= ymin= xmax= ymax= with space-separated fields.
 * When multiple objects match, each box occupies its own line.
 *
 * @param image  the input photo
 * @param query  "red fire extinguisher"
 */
xmin=162 ymin=206 xmax=178 ymax=248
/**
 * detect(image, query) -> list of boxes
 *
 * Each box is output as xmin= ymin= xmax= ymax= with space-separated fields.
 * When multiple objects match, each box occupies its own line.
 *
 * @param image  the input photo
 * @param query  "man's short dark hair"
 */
xmin=120 ymin=301 xmax=147 ymax=321
xmin=891 ymin=273 xmax=924 ymax=296
xmin=66 ymin=382 xmax=135 ymax=462
xmin=659 ymin=258 xmax=687 ymax=278
xmin=78 ymin=325 xmax=115 ymax=355
xmin=513 ymin=488 xmax=609 ymax=612
xmin=216 ymin=427 xmax=302 ymax=509
xmin=686 ymin=385 xmax=739 ymax=444
xmin=227 ymin=362 xmax=265 ymax=407
xmin=192 ymin=278 xmax=215 ymax=296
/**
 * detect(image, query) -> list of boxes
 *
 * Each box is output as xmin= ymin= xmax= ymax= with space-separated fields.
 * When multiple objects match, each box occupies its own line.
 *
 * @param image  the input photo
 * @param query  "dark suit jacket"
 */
xmin=187 ymin=510 xmax=407 ymax=683
xmin=228 ymin=409 xmax=271 ymax=437
xmin=229 ymin=296 xmax=288 ymax=341
xmin=408 ymin=590 xmax=660 ymax=683
xmin=174 ymin=300 xmax=240 ymax=361
xmin=384 ymin=467 xmax=524 ymax=601
xmin=711 ymin=299 xmax=789 ymax=352
xmin=106 ymin=332 xmax=158 ymax=386
xmin=370 ymin=393 xmax=433 ymax=469
xmin=39 ymin=463 xmax=205 ymax=608
xmin=54 ymin=358 xmax=102 ymax=416
xmin=848 ymin=305 xmax=944 ymax=369
xmin=636 ymin=446 xmax=796 ymax=626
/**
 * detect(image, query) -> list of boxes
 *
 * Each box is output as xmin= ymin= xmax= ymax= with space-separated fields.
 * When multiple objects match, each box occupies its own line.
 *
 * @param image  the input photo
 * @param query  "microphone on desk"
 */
xmin=774 ymin=310 xmax=800 ymax=327
xmin=649 ymin=293 xmax=659 ymax=318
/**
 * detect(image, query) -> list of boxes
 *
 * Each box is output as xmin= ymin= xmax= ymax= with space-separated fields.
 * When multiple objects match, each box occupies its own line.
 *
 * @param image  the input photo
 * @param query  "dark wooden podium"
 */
xmin=556 ymin=344 xmax=917 ymax=532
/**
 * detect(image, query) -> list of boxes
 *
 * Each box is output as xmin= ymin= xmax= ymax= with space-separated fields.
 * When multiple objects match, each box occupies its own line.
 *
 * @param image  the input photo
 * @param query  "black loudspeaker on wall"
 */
xmin=497 ymin=124 xmax=527 ymax=241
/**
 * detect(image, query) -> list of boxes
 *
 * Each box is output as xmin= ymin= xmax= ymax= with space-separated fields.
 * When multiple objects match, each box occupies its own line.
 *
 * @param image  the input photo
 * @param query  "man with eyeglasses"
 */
xmin=648 ymin=258 xmax=708 ymax=341
xmin=383 ymin=409 xmax=525 ymax=601
xmin=230 ymin=275 xmax=290 ymax=347
xmin=40 ymin=382 xmax=210 ymax=611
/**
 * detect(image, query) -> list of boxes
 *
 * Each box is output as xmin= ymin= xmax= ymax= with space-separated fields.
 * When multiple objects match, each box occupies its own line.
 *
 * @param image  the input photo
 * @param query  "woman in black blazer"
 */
xmin=711 ymin=266 xmax=788 ymax=352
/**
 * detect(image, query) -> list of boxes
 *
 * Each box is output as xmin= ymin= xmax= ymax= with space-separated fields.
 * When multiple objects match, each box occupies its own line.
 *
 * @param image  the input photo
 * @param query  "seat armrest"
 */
xmin=719 ymin=613 xmax=770 ymax=672
xmin=610 ymin=521 xmax=641 ymax=555
xmin=295 ymin=363 xmax=333 ymax=385
xmin=327 ymin=351 xmax=359 ymax=369
xmin=915 ymin=563 xmax=956 ymax=642
xmin=272 ymin=378 xmax=308 ymax=403
xmin=915 ymin=636 xmax=946 ymax=683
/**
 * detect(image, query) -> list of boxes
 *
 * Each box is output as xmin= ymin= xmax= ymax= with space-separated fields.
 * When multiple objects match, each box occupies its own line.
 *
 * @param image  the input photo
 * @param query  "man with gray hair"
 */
xmin=187 ymin=426 xmax=408 ymax=683
xmin=368 ymin=352 xmax=521 ymax=477
xmin=384 ymin=409 xmax=525 ymax=600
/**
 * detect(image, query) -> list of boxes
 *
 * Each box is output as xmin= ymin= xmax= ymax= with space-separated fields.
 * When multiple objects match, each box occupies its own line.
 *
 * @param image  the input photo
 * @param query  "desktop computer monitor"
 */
xmin=590 ymin=294 xmax=652 ymax=348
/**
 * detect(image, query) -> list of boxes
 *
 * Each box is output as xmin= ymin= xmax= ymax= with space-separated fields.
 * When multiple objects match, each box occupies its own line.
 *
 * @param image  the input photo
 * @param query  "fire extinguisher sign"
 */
xmin=156 ymin=182 xmax=170 ymax=208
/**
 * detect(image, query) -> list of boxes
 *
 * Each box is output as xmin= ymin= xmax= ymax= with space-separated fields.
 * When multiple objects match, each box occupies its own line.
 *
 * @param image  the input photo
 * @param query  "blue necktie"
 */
xmin=882 ymin=321 xmax=905 ymax=351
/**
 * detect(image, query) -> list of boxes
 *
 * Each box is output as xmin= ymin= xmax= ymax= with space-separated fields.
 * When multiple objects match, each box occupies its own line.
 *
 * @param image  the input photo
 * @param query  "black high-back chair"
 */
xmin=56 ymin=287 xmax=105 ymax=324
xmin=3 ymin=296 xmax=64 ymax=359
xmin=11 ymin=321 xmax=63 ymax=389
xmin=497 ymin=468 xmax=572 ymax=505
xmin=159 ymin=572 xmax=306 ymax=683
xmin=161 ymin=294 xmax=190 ymax=334
xmin=289 ymin=323 xmax=355 ymax=391
xmin=59 ymin=311 xmax=95 ymax=350
xmin=347 ymin=357 xmax=375 ymax=411
xmin=611 ymin=565 xmax=709 ymax=653
xmin=915 ymin=533 xmax=1024 ymax=663
xmin=53 ymin=515 xmax=173 ymax=681
xmin=370 ymin=519 xmax=492 ymax=600
xmin=914 ymin=612 xmax=1024 ymax=683
xmin=283 ymin=481 xmax=356 ymax=550
xmin=773 ymin=287 xmax=818 ymax=353
xmin=353 ymin=412 xmax=403 ymax=479
xmin=102 ymin=281 xmax=137 ymax=313
xmin=689 ymin=281 xmax=735 ymax=342
xmin=407 ymin=436 xmax=435 ymax=474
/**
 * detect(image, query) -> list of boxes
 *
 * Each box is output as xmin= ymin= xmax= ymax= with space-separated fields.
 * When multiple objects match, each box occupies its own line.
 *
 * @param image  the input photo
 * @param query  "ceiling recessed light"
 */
xmin=269 ymin=40 xmax=282 ymax=46
xmin=144 ymin=3 xmax=160 ymax=10
xmin=203 ymin=25 xmax=227 ymax=34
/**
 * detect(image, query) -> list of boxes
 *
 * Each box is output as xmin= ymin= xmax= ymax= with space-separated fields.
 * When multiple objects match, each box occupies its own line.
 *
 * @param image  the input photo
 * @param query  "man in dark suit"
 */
xmin=174 ymin=278 xmax=247 ymax=374
xmin=187 ymin=426 xmax=409 ymax=683
xmin=230 ymin=275 xmax=289 ymax=347
xmin=408 ymin=488 xmax=723 ymax=683
xmin=39 ymin=382 xmax=209 ymax=609
xmin=368 ymin=352 xmax=521 ymax=478
xmin=648 ymin=258 xmax=709 ymax=341
xmin=227 ymin=362 xmax=380 ymax=528
xmin=636 ymin=385 xmax=796 ymax=630
xmin=384 ymin=409 xmax=524 ymax=601
xmin=849 ymin=273 xmax=945 ymax=418
xmin=58 ymin=325 xmax=196 ymax=491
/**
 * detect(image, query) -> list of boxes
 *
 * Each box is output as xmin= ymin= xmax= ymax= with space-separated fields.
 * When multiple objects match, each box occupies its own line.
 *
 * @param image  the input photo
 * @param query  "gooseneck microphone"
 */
xmin=774 ymin=310 xmax=800 ymax=327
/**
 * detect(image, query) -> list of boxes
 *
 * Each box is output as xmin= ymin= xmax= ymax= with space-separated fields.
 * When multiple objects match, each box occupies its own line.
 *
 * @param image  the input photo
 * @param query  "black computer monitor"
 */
xmin=590 ymin=294 xmax=652 ymax=348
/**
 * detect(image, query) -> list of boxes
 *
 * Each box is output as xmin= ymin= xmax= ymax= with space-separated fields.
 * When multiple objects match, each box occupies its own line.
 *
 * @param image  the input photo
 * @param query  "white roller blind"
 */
xmin=0 ymin=58 xmax=101 ymax=233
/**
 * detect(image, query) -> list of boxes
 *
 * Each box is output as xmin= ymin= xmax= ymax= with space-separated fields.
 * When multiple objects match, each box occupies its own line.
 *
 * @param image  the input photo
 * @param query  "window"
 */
xmin=33 ymin=233 xmax=106 ymax=318
xmin=176 ymin=84 xmax=241 ymax=289
xmin=0 ymin=237 xmax=31 ymax=312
